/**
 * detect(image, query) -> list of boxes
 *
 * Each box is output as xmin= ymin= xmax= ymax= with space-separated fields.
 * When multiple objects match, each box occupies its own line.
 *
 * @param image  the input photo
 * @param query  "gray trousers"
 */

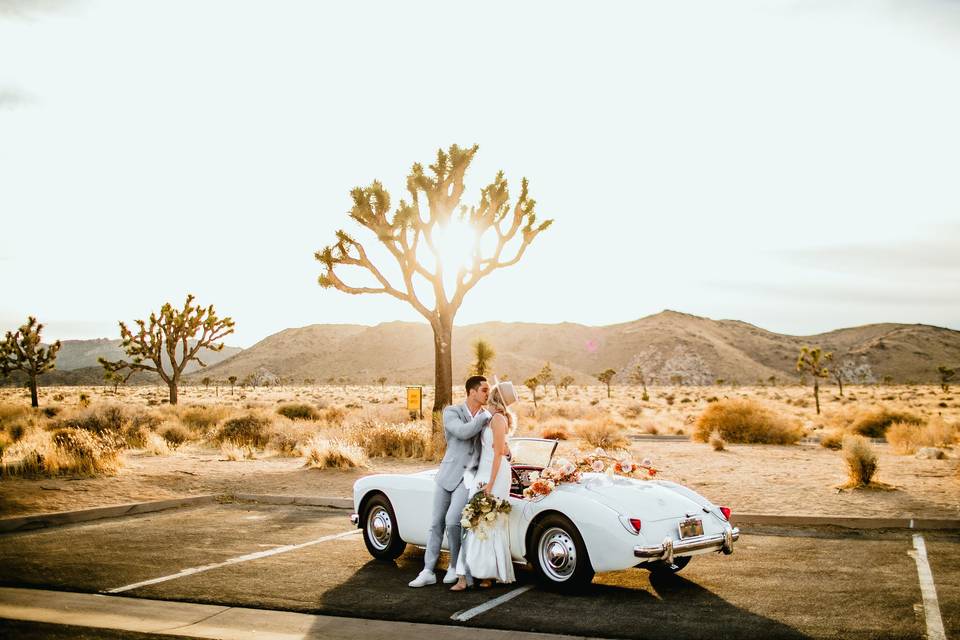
xmin=423 ymin=480 xmax=472 ymax=581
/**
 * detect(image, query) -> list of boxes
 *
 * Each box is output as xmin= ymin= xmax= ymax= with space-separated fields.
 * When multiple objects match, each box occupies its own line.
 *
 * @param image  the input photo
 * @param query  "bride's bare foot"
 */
xmin=450 ymin=577 xmax=468 ymax=591
xmin=478 ymin=579 xmax=493 ymax=588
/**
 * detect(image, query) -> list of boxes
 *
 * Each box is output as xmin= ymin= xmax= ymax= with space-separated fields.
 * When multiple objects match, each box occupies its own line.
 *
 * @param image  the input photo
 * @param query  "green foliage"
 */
xmin=596 ymin=368 xmax=616 ymax=398
xmin=472 ymin=339 xmax=495 ymax=376
xmin=277 ymin=403 xmax=320 ymax=421
xmin=217 ymin=414 xmax=271 ymax=447
xmin=0 ymin=316 xmax=61 ymax=407
xmin=938 ymin=365 xmax=956 ymax=392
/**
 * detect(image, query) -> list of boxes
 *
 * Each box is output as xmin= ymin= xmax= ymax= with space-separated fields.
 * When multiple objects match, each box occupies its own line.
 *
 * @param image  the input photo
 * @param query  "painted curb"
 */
xmin=0 ymin=495 xmax=218 ymax=534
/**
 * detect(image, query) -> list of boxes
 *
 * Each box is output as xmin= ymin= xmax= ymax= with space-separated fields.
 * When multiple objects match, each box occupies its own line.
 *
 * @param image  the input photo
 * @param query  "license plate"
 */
xmin=678 ymin=518 xmax=703 ymax=539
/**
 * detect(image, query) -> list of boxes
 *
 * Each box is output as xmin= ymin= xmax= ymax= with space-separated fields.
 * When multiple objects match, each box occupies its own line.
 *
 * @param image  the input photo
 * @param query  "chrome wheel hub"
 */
xmin=539 ymin=527 xmax=576 ymax=581
xmin=367 ymin=506 xmax=392 ymax=550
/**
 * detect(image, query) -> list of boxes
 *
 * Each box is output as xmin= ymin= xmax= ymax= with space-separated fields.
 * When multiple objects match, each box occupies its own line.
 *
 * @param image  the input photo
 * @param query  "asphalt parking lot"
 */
xmin=0 ymin=502 xmax=956 ymax=639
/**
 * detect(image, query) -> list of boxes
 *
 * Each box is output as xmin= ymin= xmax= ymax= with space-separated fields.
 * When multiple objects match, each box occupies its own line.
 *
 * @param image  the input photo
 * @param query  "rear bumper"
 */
xmin=634 ymin=527 xmax=740 ymax=563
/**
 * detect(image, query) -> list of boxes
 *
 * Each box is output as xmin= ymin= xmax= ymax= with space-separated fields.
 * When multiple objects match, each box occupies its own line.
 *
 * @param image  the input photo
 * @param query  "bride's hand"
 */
xmin=483 ymin=484 xmax=492 ymax=496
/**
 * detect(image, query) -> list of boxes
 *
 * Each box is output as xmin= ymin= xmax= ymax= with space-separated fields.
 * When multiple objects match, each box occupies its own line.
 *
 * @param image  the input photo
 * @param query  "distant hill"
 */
xmin=183 ymin=311 xmax=960 ymax=386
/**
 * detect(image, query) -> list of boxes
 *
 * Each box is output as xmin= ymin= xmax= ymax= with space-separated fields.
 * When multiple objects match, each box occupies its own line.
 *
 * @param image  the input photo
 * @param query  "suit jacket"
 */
xmin=435 ymin=402 xmax=489 ymax=491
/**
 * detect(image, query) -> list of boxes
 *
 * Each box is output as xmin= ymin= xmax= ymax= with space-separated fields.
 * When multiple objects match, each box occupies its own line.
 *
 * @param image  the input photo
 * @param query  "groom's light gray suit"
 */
xmin=422 ymin=402 xmax=490 ymax=576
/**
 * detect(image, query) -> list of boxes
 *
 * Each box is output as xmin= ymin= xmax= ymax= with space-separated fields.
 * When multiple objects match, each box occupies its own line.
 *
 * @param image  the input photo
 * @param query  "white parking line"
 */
xmin=104 ymin=529 xmax=361 ymax=594
xmin=909 ymin=534 xmax=946 ymax=640
xmin=450 ymin=584 xmax=534 ymax=622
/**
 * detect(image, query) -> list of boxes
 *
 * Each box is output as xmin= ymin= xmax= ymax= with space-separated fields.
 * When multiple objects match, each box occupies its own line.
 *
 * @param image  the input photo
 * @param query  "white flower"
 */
xmin=460 ymin=518 xmax=471 ymax=528
xmin=528 ymin=471 xmax=540 ymax=482
xmin=485 ymin=511 xmax=497 ymax=522
xmin=591 ymin=459 xmax=605 ymax=472
xmin=594 ymin=447 xmax=606 ymax=456
xmin=621 ymin=461 xmax=634 ymax=473
xmin=641 ymin=457 xmax=652 ymax=467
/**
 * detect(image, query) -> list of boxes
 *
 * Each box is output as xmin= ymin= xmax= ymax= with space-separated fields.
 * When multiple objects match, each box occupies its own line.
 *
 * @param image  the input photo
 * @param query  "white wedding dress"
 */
xmin=457 ymin=423 xmax=515 ymax=583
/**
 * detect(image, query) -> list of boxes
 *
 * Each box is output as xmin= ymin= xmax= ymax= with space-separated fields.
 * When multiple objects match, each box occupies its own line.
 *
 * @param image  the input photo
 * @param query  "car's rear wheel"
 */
xmin=647 ymin=555 xmax=691 ymax=574
xmin=529 ymin=514 xmax=594 ymax=590
xmin=361 ymin=493 xmax=406 ymax=560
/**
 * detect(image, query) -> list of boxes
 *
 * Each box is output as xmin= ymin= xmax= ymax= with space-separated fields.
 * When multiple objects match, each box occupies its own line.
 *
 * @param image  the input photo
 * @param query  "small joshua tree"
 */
xmin=202 ymin=376 xmax=211 ymax=390
xmin=596 ymin=368 xmax=616 ymax=399
xmin=377 ymin=376 xmax=387 ymax=390
xmin=471 ymin=339 xmax=495 ymax=377
xmin=524 ymin=376 xmax=540 ymax=409
xmin=797 ymin=346 xmax=832 ymax=415
xmin=228 ymin=375 xmax=238 ymax=395
xmin=538 ymin=362 xmax=557 ymax=398
xmin=938 ymin=365 xmax=955 ymax=393
xmin=0 ymin=316 xmax=61 ymax=407
xmin=99 ymin=294 xmax=235 ymax=405
xmin=558 ymin=374 xmax=574 ymax=392
xmin=630 ymin=365 xmax=649 ymax=400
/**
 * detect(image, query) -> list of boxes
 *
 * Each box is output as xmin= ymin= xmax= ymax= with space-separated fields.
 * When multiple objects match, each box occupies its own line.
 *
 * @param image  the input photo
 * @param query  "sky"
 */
xmin=1 ymin=0 xmax=958 ymax=348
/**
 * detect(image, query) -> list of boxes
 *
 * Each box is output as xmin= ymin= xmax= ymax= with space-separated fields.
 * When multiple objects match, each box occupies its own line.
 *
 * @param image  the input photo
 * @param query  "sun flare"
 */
xmin=433 ymin=219 xmax=479 ymax=272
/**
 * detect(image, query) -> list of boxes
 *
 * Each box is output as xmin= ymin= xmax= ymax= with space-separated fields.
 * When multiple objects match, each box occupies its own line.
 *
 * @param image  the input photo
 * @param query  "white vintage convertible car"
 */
xmin=349 ymin=438 xmax=739 ymax=589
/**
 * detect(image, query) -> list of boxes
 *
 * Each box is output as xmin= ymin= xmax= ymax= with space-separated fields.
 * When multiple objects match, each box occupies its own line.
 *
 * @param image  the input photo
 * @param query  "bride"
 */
xmin=451 ymin=377 xmax=518 ymax=591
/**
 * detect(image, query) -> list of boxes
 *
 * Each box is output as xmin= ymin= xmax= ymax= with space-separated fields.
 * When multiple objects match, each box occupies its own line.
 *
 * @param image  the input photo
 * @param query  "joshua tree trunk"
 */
xmin=168 ymin=375 xmax=179 ymax=405
xmin=606 ymin=382 xmax=611 ymax=398
xmin=814 ymin=379 xmax=821 ymax=415
xmin=29 ymin=373 xmax=38 ymax=408
xmin=430 ymin=316 xmax=454 ymax=456
xmin=837 ymin=377 xmax=843 ymax=396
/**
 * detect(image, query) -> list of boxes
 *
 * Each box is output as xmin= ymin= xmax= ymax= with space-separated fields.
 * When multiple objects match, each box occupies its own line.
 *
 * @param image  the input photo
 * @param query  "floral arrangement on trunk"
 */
xmin=460 ymin=491 xmax=512 ymax=539
xmin=522 ymin=448 xmax=659 ymax=500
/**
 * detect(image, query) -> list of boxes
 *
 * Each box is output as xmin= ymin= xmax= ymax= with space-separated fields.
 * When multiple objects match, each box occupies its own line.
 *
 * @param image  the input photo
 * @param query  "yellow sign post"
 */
xmin=406 ymin=386 xmax=423 ymax=419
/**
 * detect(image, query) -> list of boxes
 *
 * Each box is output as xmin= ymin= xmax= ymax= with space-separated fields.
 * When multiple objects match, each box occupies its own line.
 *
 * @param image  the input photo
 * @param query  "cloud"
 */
xmin=0 ymin=87 xmax=33 ymax=109
xmin=0 ymin=0 xmax=77 ymax=17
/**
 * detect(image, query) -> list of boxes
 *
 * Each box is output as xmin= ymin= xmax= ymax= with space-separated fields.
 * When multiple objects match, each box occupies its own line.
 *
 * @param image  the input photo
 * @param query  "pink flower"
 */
xmin=641 ymin=458 xmax=652 ymax=467
xmin=591 ymin=459 xmax=605 ymax=473
xmin=620 ymin=461 xmax=634 ymax=474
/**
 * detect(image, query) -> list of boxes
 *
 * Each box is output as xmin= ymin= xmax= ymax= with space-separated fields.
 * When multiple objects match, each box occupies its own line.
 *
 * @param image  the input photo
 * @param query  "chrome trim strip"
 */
xmin=634 ymin=527 xmax=740 ymax=559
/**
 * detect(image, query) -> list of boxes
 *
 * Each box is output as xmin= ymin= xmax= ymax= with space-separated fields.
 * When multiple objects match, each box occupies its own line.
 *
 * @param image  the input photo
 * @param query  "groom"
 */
xmin=408 ymin=375 xmax=491 ymax=587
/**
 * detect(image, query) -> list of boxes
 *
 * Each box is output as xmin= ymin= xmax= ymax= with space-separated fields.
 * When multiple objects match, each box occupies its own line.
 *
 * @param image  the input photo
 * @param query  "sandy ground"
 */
xmin=2 ymin=440 xmax=957 ymax=520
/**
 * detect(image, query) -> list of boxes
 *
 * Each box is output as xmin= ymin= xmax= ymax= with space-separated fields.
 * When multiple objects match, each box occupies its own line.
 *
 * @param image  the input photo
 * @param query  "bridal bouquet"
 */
xmin=460 ymin=491 xmax=512 ymax=539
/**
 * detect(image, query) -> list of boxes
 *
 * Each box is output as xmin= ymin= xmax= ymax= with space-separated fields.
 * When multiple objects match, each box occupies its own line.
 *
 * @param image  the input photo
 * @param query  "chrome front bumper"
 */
xmin=634 ymin=527 xmax=740 ymax=564
xmin=349 ymin=513 xmax=360 ymax=527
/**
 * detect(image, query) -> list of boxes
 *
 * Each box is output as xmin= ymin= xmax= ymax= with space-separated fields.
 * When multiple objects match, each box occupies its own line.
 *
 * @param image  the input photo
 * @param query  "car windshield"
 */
xmin=508 ymin=438 xmax=558 ymax=468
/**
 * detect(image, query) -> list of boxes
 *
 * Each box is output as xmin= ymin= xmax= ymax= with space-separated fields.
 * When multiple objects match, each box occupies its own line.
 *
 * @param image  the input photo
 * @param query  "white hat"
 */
xmin=491 ymin=375 xmax=518 ymax=407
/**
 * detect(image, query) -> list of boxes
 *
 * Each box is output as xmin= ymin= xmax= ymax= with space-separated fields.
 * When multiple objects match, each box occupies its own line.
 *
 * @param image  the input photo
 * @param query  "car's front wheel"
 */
xmin=361 ymin=493 xmax=406 ymax=560
xmin=529 ymin=514 xmax=594 ymax=590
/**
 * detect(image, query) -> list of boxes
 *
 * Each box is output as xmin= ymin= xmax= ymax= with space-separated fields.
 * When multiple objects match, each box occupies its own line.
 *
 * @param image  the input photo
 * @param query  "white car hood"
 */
xmin=579 ymin=473 xmax=704 ymax=522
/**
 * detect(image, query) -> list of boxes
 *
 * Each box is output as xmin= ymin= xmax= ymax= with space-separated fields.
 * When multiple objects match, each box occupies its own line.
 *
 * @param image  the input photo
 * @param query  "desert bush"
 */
xmin=277 ymin=403 xmax=320 ymax=421
xmin=217 ymin=414 xmax=271 ymax=448
xmin=349 ymin=420 xmax=429 ymax=458
xmin=161 ymin=424 xmax=191 ymax=449
xmin=819 ymin=431 xmax=844 ymax=450
xmin=58 ymin=404 xmax=127 ymax=437
xmin=0 ymin=403 xmax=32 ymax=430
xmin=886 ymin=418 xmax=958 ymax=455
xmin=709 ymin=430 xmax=726 ymax=451
xmin=622 ymin=403 xmax=644 ymax=419
xmin=842 ymin=434 xmax=878 ymax=487
xmin=300 ymin=436 xmax=368 ymax=469
xmin=174 ymin=405 xmax=231 ymax=434
xmin=539 ymin=420 xmax=569 ymax=440
xmin=41 ymin=406 xmax=59 ymax=418
xmin=576 ymin=419 xmax=629 ymax=450
xmin=840 ymin=407 xmax=923 ymax=439
xmin=693 ymin=398 xmax=802 ymax=444
xmin=1 ymin=428 xmax=124 ymax=477
xmin=321 ymin=406 xmax=347 ymax=427
xmin=143 ymin=431 xmax=170 ymax=456
xmin=220 ymin=441 xmax=256 ymax=461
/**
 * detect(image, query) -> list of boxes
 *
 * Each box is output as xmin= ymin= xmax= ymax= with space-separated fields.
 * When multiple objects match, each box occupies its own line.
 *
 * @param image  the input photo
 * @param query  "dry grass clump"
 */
xmin=819 ymin=430 xmax=844 ymax=450
xmin=216 ymin=413 xmax=272 ymax=448
xmin=172 ymin=404 xmax=232 ymax=435
xmin=841 ymin=434 xmax=878 ymax=487
xmin=576 ymin=418 xmax=629 ymax=450
xmin=160 ymin=424 xmax=191 ymax=449
xmin=143 ymin=431 xmax=171 ymax=455
xmin=347 ymin=420 xmax=428 ymax=458
xmin=300 ymin=435 xmax=368 ymax=469
xmin=886 ymin=418 xmax=959 ymax=455
xmin=693 ymin=398 xmax=802 ymax=444
xmin=1 ymin=428 xmax=123 ymax=478
xmin=539 ymin=418 xmax=569 ymax=440
xmin=276 ymin=403 xmax=320 ymax=421
xmin=834 ymin=406 xmax=923 ymax=439
xmin=220 ymin=441 xmax=257 ymax=461
xmin=709 ymin=430 xmax=726 ymax=451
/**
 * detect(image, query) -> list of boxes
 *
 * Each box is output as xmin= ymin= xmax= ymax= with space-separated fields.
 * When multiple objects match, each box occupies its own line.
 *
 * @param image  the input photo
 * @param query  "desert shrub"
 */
xmin=842 ymin=434 xmax=878 ymax=487
xmin=41 ymin=406 xmax=59 ymax=418
xmin=0 ymin=403 xmax=31 ymax=429
xmin=143 ymin=431 xmax=170 ymax=456
xmin=349 ymin=420 xmax=429 ymax=458
xmin=300 ymin=436 xmax=368 ymax=469
xmin=540 ymin=422 xmax=569 ymax=440
xmin=30 ymin=428 xmax=123 ymax=476
xmin=706 ymin=396 xmax=719 ymax=403
xmin=843 ymin=407 xmax=922 ymax=438
xmin=321 ymin=406 xmax=347 ymax=427
xmin=220 ymin=441 xmax=256 ymax=461
xmin=664 ymin=395 xmax=675 ymax=406
xmin=819 ymin=431 xmax=844 ymax=450
xmin=217 ymin=414 xmax=272 ymax=448
xmin=693 ymin=398 xmax=802 ymax=444
xmin=622 ymin=403 xmax=644 ymax=419
xmin=576 ymin=419 xmax=629 ymax=450
xmin=886 ymin=418 xmax=958 ymax=455
xmin=709 ymin=430 xmax=726 ymax=451
xmin=161 ymin=424 xmax=190 ymax=449
xmin=175 ymin=405 xmax=231 ymax=434
xmin=59 ymin=404 xmax=127 ymax=437
xmin=642 ymin=423 xmax=659 ymax=435
xmin=78 ymin=393 xmax=90 ymax=407
xmin=277 ymin=403 xmax=320 ymax=421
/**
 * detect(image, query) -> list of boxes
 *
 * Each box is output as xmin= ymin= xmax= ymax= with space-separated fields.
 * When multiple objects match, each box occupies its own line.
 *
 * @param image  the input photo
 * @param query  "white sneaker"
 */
xmin=443 ymin=567 xmax=459 ymax=584
xmin=408 ymin=570 xmax=437 ymax=588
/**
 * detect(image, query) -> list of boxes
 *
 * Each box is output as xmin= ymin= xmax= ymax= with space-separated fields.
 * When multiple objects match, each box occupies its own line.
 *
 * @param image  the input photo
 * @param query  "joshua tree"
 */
xmin=796 ymin=346 xmax=832 ymax=415
xmin=104 ymin=370 xmax=123 ymax=394
xmin=228 ymin=375 xmax=238 ymax=395
xmin=938 ymin=365 xmax=955 ymax=392
xmin=315 ymin=144 xmax=552 ymax=454
xmin=767 ymin=375 xmax=778 ymax=387
xmin=558 ymin=375 xmax=574 ymax=391
xmin=304 ymin=377 xmax=315 ymax=386
xmin=524 ymin=376 xmax=540 ymax=409
xmin=202 ymin=376 xmax=211 ymax=390
xmin=0 ymin=316 xmax=61 ymax=408
xmin=538 ymin=362 xmax=557 ymax=398
xmin=596 ymin=368 xmax=616 ymax=398
xmin=99 ymin=294 xmax=235 ymax=405
xmin=377 ymin=376 xmax=387 ymax=390
xmin=471 ymin=338 xmax=495 ymax=377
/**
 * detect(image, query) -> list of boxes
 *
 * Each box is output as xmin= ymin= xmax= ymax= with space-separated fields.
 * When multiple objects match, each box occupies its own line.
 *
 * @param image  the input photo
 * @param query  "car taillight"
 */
xmin=629 ymin=518 xmax=642 ymax=532
xmin=719 ymin=506 xmax=731 ymax=521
